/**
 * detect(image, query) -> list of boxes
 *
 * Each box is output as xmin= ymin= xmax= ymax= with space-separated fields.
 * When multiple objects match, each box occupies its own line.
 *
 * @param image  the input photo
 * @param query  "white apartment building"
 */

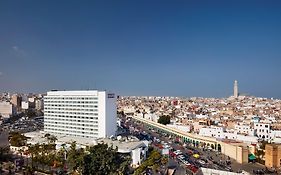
xmin=235 ymin=124 xmax=255 ymax=136
xmin=44 ymin=90 xmax=117 ymax=139
xmin=199 ymin=126 xmax=226 ymax=139
xmin=254 ymin=123 xmax=272 ymax=140
xmin=199 ymin=126 xmax=258 ymax=143
xmin=21 ymin=101 xmax=29 ymax=110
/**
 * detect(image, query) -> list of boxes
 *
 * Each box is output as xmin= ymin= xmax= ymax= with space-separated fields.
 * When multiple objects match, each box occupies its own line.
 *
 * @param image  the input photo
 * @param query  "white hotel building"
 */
xmin=44 ymin=90 xmax=117 ymax=139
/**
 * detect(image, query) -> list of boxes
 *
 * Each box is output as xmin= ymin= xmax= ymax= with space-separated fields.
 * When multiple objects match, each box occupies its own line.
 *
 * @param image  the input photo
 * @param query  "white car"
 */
xmin=182 ymin=160 xmax=191 ymax=166
xmin=174 ymin=150 xmax=182 ymax=155
xmin=198 ymin=160 xmax=205 ymax=165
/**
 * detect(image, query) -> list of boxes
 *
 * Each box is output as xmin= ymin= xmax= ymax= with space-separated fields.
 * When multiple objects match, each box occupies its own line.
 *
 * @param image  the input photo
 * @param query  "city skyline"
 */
xmin=1 ymin=1 xmax=281 ymax=98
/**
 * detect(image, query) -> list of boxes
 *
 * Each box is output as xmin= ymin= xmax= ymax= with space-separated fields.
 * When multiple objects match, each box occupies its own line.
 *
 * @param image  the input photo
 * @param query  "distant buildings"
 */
xmin=234 ymin=80 xmax=238 ymax=98
xmin=21 ymin=101 xmax=29 ymax=110
xmin=0 ymin=101 xmax=15 ymax=118
xmin=35 ymin=98 xmax=44 ymax=111
xmin=10 ymin=94 xmax=22 ymax=111
xmin=44 ymin=90 xmax=117 ymax=139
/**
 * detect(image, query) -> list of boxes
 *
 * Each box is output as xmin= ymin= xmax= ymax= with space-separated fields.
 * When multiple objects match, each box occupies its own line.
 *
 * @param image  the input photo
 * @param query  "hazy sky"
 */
xmin=1 ymin=0 xmax=281 ymax=98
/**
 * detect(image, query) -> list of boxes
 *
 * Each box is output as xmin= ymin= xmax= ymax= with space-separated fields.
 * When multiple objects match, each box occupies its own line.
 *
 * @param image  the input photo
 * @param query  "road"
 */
xmin=0 ymin=131 xmax=9 ymax=147
xmin=122 ymin=116 xmax=273 ymax=175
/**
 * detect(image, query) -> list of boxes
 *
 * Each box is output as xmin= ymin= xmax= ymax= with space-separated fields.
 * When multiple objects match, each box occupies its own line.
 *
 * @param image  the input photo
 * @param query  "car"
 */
xmin=174 ymin=150 xmax=182 ymax=155
xmin=183 ymin=160 xmax=191 ymax=166
xmin=198 ymin=160 xmax=205 ymax=165
xmin=177 ymin=155 xmax=185 ymax=160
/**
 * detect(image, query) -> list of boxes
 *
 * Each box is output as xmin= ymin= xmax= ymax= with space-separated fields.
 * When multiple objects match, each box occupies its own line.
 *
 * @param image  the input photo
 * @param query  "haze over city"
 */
xmin=1 ymin=0 xmax=281 ymax=98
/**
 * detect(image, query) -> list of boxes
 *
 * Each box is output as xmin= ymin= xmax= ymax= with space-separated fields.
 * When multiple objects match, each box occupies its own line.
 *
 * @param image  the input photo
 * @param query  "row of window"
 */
xmin=258 ymin=129 xmax=269 ymax=133
xmin=45 ymin=115 xmax=98 ymax=119
xmin=255 ymin=124 xmax=269 ymax=128
xmin=45 ymin=117 xmax=98 ymax=122
xmin=45 ymin=131 xmax=97 ymax=138
xmin=45 ymin=128 xmax=98 ymax=135
xmin=45 ymin=107 xmax=98 ymax=111
xmin=45 ymin=103 xmax=98 ymax=107
xmin=44 ymin=101 xmax=98 ymax=104
xmin=45 ymin=124 xmax=98 ymax=131
xmin=45 ymin=110 xmax=98 ymax=114
xmin=45 ymin=97 xmax=98 ymax=100
xmin=45 ymin=121 xmax=98 ymax=126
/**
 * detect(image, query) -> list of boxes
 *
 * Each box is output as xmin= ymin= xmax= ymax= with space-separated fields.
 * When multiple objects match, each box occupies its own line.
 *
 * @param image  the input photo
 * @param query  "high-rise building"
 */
xmin=11 ymin=94 xmax=22 ymax=111
xmin=234 ymin=80 xmax=238 ymax=98
xmin=44 ymin=90 xmax=117 ymax=139
xmin=0 ymin=101 xmax=15 ymax=118
xmin=35 ymin=98 xmax=44 ymax=111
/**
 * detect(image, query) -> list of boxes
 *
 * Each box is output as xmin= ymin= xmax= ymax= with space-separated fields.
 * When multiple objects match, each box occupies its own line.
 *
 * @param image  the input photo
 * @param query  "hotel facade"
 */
xmin=44 ymin=90 xmax=116 ymax=138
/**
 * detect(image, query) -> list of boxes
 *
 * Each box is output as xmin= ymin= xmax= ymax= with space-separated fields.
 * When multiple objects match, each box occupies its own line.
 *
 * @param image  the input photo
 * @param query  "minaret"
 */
xmin=234 ymin=80 xmax=238 ymax=98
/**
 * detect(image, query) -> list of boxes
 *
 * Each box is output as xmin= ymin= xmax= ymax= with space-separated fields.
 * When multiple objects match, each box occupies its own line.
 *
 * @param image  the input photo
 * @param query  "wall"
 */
xmin=221 ymin=143 xmax=248 ymax=164
xmin=105 ymin=92 xmax=117 ymax=138
xmin=265 ymin=144 xmax=281 ymax=168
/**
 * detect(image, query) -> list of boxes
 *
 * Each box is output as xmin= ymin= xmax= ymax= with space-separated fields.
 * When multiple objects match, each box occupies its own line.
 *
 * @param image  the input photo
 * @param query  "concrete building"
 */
xmin=35 ymin=98 xmax=44 ymax=111
xmin=265 ymin=144 xmax=281 ymax=168
xmin=11 ymin=94 xmax=22 ymax=111
xmin=0 ymin=101 xmax=15 ymax=118
xmin=21 ymin=101 xmax=29 ymax=110
xmin=254 ymin=123 xmax=272 ymax=141
xmin=28 ymin=97 xmax=35 ymax=108
xmin=234 ymin=124 xmax=256 ymax=136
xmin=44 ymin=90 xmax=117 ymax=139
xmin=100 ymin=138 xmax=149 ymax=167
xmin=199 ymin=126 xmax=226 ymax=138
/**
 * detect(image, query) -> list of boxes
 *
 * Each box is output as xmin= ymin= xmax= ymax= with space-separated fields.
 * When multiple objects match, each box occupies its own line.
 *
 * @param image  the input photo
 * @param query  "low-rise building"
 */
xmin=254 ymin=123 xmax=272 ymax=141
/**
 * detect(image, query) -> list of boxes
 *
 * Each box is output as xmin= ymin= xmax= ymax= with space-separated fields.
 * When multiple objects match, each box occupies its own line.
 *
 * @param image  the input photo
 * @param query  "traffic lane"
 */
xmin=127 ymin=118 xmax=254 ymax=173
xmin=128 ymin=120 xmax=230 ymax=171
xmin=134 ymin=123 xmax=230 ymax=171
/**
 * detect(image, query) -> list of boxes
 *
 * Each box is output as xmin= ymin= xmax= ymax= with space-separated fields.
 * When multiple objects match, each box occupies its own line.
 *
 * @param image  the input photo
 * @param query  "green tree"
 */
xmin=134 ymin=149 xmax=163 ymax=175
xmin=82 ymin=143 xmax=130 ymax=175
xmin=67 ymin=142 xmax=85 ymax=173
xmin=157 ymin=115 xmax=171 ymax=125
xmin=47 ymin=135 xmax=57 ymax=144
xmin=9 ymin=132 xmax=27 ymax=147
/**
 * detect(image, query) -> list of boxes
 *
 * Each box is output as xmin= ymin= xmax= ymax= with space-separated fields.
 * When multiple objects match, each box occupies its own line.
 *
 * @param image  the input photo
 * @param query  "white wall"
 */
xmin=21 ymin=101 xmax=29 ymax=110
xmin=98 ymin=91 xmax=106 ymax=138
xmin=105 ymin=92 xmax=117 ymax=138
xmin=0 ymin=101 xmax=14 ymax=118
xmin=131 ymin=148 xmax=141 ymax=166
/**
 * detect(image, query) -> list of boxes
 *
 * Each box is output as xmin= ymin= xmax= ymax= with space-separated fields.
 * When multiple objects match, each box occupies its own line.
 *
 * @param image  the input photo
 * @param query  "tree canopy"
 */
xmin=133 ymin=149 xmax=167 ymax=175
xmin=157 ymin=115 xmax=171 ymax=125
xmin=9 ymin=132 xmax=27 ymax=147
xmin=82 ymin=143 xmax=130 ymax=175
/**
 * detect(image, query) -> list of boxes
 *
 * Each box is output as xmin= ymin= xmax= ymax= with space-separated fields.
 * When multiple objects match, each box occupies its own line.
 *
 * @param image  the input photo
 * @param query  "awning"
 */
xmin=249 ymin=154 xmax=256 ymax=160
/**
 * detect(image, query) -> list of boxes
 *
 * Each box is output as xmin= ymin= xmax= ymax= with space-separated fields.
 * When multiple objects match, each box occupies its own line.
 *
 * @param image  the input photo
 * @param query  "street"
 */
xmin=121 ymin=116 xmax=273 ymax=175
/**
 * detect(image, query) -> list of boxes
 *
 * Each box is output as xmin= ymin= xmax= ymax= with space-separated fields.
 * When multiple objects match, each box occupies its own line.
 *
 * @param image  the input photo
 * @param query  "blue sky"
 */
xmin=0 ymin=0 xmax=281 ymax=98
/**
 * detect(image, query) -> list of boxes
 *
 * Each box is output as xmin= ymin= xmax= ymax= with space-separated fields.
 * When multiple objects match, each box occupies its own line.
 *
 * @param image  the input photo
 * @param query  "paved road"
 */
xmin=126 ymin=117 xmax=274 ymax=175
xmin=0 ymin=131 xmax=9 ymax=147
